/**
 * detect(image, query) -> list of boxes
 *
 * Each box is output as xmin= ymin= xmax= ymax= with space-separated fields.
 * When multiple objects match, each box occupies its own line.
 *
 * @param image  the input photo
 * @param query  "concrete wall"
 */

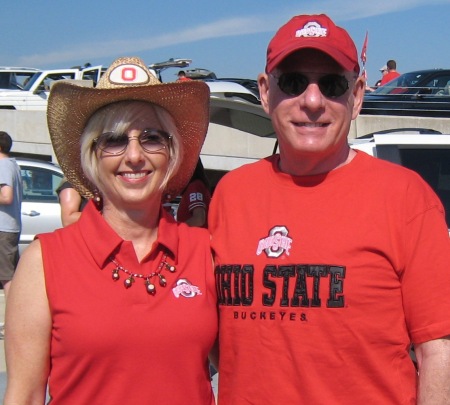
xmin=3 ymin=109 xmax=450 ymax=170
xmin=1 ymin=110 xmax=55 ymax=158
xmin=350 ymin=114 xmax=450 ymax=138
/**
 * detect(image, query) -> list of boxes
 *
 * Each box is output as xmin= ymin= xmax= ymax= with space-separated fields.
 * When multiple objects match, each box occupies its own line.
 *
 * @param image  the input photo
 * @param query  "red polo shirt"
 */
xmin=38 ymin=200 xmax=217 ymax=405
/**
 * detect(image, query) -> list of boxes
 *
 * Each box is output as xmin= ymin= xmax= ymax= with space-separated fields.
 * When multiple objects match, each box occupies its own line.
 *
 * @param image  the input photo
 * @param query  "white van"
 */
xmin=351 ymin=129 xmax=450 ymax=227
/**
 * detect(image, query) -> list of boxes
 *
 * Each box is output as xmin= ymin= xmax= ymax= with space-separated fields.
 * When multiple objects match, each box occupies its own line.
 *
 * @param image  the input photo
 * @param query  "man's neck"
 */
xmin=278 ymin=147 xmax=356 ymax=177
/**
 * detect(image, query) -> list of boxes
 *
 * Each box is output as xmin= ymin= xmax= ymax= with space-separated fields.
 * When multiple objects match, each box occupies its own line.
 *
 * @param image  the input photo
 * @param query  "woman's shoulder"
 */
xmin=176 ymin=221 xmax=210 ymax=238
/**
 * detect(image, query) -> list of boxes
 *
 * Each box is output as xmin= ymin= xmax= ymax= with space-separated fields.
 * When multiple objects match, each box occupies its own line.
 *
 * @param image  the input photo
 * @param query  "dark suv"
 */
xmin=361 ymin=69 xmax=450 ymax=118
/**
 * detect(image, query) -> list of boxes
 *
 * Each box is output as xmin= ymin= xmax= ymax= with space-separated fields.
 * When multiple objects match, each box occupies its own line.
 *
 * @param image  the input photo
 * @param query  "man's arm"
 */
xmin=415 ymin=336 xmax=450 ymax=404
xmin=0 ymin=184 xmax=13 ymax=205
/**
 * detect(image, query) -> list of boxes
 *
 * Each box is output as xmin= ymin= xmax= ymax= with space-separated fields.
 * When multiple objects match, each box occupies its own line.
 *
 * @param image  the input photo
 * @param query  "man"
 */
xmin=0 ymin=132 xmax=22 ymax=328
xmin=375 ymin=64 xmax=388 ymax=87
xmin=366 ymin=65 xmax=387 ymax=92
xmin=209 ymin=14 xmax=450 ymax=404
xmin=380 ymin=59 xmax=400 ymax=85
xmin=176 ymin=70 xmax=192 ymax=82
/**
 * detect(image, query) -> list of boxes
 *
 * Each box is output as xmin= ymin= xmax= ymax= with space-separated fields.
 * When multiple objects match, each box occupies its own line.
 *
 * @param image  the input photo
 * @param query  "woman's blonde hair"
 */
xmin=80 ymin=100 xmax=182 ymax=196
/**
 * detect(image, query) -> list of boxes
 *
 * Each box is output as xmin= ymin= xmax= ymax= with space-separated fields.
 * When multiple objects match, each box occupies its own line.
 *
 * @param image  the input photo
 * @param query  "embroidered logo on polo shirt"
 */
xmin=172 ymin=278 xmax=202 ymax=298
xmin=296 ymin=22 xmax=327 ymax=38
xmin=256 ymin=225 xmax=293 ymax=258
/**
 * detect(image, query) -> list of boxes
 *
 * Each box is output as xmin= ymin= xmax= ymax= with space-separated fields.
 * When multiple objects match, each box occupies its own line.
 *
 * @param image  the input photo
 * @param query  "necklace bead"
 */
xmin=146 ymin=280 xmax=156 ymax=295
xmin=124 ymin=277 xmax=134 ymax=288
xmin=109 ymin=251 xmax=175 ymax=295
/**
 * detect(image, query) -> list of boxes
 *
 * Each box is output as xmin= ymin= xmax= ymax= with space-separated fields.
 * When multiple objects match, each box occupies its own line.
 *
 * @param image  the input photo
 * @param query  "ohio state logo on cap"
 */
xmin=296 ymin=22 xmax=328 ymax=38
xmin=265 ymin=14 xmax=360 ymax=74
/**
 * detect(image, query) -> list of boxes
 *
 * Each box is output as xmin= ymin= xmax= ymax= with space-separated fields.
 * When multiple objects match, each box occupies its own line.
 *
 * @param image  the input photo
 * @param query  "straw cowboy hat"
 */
xmin=47 ymin=56 xmax=210 ymax=199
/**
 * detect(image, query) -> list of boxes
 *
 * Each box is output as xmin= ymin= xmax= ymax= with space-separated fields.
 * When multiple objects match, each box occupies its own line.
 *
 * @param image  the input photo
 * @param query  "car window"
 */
xmin=373 ymin=72 xmax=425 ymax=95
xmin=38 ymin=73 xmax=77 ymax=92
xmin=399 ymin=149 xmax=450 ymax=224
xmin=0 ymin=72 xmax=36 ymax=90
xmin=427 ymin=75 xmax=450 ymax=95
xmin=21 ymin=165 xmax=63 ymax=203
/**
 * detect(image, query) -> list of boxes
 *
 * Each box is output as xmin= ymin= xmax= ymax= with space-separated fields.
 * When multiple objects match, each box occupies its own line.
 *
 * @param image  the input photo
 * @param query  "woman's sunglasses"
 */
xmin=273 ymin=72 xmax=350 ymax=98
xmin=93 ymin=128 xmax=172 ymax=155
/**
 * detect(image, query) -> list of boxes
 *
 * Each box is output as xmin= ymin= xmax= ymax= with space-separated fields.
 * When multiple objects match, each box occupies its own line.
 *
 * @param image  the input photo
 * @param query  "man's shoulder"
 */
xmin=219 ymin=156 xmax=273 ymax=184
xmin=0 ymin=157 xmax=19 ymax=169
xmin=355 ymin=150 xmax=430 ymax=187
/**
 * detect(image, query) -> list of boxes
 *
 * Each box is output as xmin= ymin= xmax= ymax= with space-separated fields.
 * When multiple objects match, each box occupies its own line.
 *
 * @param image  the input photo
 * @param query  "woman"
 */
xmin=56 ymin=178 xmax=88 ymax=226
xmin=4 ymin=57 xmax=217 ymax=405
xmin=176 ymin=158 xmax=211 ymax=228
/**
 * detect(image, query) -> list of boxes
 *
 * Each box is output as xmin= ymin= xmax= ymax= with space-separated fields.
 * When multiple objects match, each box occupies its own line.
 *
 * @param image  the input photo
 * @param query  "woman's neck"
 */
xmin=101 ymin=200 xmax=161 ymax=261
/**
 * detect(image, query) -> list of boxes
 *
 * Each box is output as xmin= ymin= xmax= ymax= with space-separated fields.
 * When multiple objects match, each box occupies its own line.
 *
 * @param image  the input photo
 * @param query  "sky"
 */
xmin=2 ymin=0 xmax=450 ymax=87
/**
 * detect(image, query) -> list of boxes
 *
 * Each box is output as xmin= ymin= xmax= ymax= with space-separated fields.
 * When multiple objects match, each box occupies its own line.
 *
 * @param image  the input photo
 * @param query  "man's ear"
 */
xmin=351 ymin=75 xmax=366 ymax=120
xmin=258 ymin=73 xmax=270 ymax=115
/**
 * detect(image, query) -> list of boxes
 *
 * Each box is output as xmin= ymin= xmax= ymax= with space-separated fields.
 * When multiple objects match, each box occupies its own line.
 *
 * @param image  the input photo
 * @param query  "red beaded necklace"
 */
xmin=109 ymin=251 xmax=176 ymax=295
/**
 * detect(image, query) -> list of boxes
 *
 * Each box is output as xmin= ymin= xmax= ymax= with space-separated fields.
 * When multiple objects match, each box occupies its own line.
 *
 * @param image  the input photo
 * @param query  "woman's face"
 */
xmin=94 ymin=104 xmax=172 ymax=210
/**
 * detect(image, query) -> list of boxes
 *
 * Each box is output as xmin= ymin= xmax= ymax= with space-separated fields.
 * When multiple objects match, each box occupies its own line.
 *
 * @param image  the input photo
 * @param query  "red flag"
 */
xmin=360 ymin=31 xmax=368 ymax=65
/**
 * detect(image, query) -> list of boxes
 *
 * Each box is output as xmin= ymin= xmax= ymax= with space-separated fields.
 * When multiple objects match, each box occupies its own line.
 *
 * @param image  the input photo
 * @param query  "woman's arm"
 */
xmin=59 ymin=187 xmax=82 ymax=227
xmin=4 ymin=240 xmax=52 ymax=405
xmin=185 ymin=207 xmax=207 ymax=227
xmin=208 ymin=337 xmax=219 ymax=370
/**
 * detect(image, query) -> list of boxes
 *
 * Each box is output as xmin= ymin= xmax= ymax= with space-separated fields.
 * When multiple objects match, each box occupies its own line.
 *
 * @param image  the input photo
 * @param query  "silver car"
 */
xmin=16 ymin=158 xmax=64 ymax=253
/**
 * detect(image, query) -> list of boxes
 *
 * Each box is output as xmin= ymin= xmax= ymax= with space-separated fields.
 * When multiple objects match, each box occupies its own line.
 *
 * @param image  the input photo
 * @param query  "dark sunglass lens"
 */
xmin=98 ymin=133 xmax=128 ymax=154
xmin=278 ymin=73 xmax=309 ymax=96
xmin=140 ymin=130 xmax=170 ymax=152
xmin=319 ymin=75 xmax=349 ymax=97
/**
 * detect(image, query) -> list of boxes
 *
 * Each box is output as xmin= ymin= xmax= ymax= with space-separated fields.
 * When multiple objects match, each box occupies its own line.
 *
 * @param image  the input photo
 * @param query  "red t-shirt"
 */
xmin=176 ymin=179 xmax=211 ymax=228
xmin=380 ymin=71 xmax=400 ymax=85
xmin=39 ymin=201 xmax=217 ymax=405
xmin=209 ymin=152 xmax=450 ymax=404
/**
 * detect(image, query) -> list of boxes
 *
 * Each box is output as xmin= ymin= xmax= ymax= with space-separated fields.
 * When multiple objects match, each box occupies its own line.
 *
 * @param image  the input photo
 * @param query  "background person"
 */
xmin=367 ymin=64 xmax=388 ymax=91
xmin=176 ymin=158 xmax=211 ymax=228
xmin=4 ymin=57 xmax=217 ymax=405
xmin=209 ymin=14 xmax=450 ymax=404
xmin=380 ymin=59 xmax=400 ymax=85
xmin=56 ymin=178 xmax=88 ymax=226
xmin=0 ymin=131 xmax=22 ymax=337
xmin=375 ymin=64 xmax=388 ymax=87
xmin=176 ymin=70 xmax=193 ymax=82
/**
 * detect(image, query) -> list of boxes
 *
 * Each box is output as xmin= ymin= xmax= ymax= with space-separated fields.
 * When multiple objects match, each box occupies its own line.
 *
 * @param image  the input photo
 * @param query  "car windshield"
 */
xmin=372 ymin=72 xmax=427 ymax=95
xmin=371 ymin=71 xmax=450 ymax=96
xmin=0 ymin=71 xmax=37 ymax=90
xmin=23 ymin=72 xmax=41 ymax=91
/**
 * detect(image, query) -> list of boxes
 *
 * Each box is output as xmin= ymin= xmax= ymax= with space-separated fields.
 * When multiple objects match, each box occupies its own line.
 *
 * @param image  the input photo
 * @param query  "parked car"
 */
xmin=15 ymin=158 xmax=64 ymax=253
xmin=206 ymin=81 xmax=260 ymax=104
xmin=0 ymin=65 xmax=103 ymax=110
xmin=361 ymin=69 xmax=450 ymax=118
xmin=0 ymin=67 xmax=40 ymax=90
xmin=350 ymin=129 xmax=450 ymax=227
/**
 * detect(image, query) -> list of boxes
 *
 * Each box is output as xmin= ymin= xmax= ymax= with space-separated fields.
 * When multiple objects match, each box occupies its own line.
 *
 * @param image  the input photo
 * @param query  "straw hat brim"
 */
xmin=47 ymin=80 xmax=210 ymax=199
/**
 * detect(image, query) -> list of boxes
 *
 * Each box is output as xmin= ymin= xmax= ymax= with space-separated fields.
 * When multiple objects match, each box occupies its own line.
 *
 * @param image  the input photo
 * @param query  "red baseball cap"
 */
xmin=266 ymin=14 xmax=360 ymax=74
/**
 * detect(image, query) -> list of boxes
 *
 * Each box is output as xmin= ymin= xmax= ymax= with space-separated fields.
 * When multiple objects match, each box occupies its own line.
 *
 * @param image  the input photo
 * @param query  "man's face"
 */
xmin=258 ymin=49 xmax=365 ymax=174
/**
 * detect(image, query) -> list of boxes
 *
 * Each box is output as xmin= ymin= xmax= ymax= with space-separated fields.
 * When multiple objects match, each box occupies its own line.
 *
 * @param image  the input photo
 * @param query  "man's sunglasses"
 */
xmin=93 ymin=128 xmax=172 ymax=155
xmin=273 ymin=72 xmax=350 ymax=98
